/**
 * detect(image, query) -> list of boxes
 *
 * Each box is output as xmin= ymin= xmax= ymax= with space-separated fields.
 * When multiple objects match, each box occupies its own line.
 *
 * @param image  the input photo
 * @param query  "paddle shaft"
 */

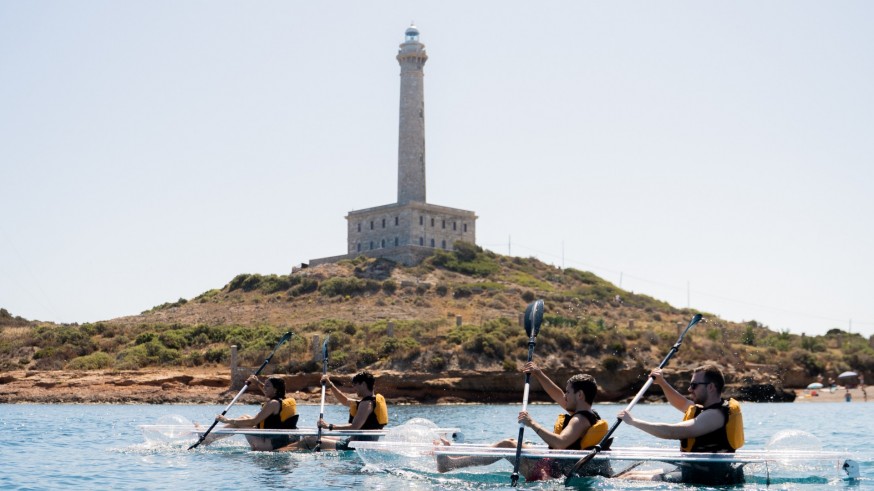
xmin=510 ymin=335 xmax=537 ymax=486
xmin=315 ymin=339 xmax=329 ymax=452
xmin=565 ymin=314 xmax=701 ymax=481
xmin=188 ymin=332 xmax=292 ymax=450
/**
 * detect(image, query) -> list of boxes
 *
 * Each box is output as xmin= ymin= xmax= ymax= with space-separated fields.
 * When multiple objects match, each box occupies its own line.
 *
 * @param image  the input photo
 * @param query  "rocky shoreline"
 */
xmin=0 ymin=367 xmax=802 ymax=404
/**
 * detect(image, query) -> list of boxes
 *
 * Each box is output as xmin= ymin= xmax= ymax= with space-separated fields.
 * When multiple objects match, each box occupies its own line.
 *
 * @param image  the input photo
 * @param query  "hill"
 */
xmin=2 ymin=243 xmax=872 ymax=403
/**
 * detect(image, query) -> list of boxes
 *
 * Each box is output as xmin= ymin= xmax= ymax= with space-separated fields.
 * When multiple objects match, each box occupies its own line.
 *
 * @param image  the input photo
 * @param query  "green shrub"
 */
xmin=159 ymin=331 xmax=188 ymax=350
xmin=382 ymin=280 xmax=398 ymax=294
xmin=429 ymin=242 xmax=499 ymax=277
xmin=356 ymin=348 xmax=378 ymax=366
xmin=453 ymin=286 xmax=472 ymax=299
xmin=319 ymin=277 xmax=381 ymax=297
xmin=602 ymin=356 xmax=623 ymax=371
xmin=204 ymin=347 xmax=227 ymax=364
xmin=66 ymin=352 xmax=114 ymax=370
xmin=463 ymin=333 xmax=505 ymax=359
xmin=429 ymin=355 xmax=447 ymax=371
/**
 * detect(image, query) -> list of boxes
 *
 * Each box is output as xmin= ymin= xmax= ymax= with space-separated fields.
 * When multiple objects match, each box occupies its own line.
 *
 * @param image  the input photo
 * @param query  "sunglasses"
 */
xmin=689 ymin=381 xmax=710 ymax=389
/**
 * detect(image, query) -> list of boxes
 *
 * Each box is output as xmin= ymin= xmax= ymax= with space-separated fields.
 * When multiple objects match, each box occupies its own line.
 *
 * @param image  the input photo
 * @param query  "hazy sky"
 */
xmin=2 ymin=2 xmax=872 ymax=337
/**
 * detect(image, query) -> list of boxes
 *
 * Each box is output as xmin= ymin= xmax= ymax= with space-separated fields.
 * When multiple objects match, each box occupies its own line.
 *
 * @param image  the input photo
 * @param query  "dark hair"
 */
xmin=566 ymin=374 xmax=598 ymax=405
xmin=266 ymin=377 xmax=286 ymax=399
xmin=351 ymin=371 xmax=376 ymax=391
xmin=695 ymin=365 xmax=725 ymax=393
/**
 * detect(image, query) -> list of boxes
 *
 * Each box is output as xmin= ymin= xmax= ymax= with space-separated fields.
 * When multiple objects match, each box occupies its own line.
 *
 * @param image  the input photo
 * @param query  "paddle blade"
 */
xmin=322 ymin=336 xmax=330 ymax=363
xmin=524 ymin=299 xmax=545 ymax=337
xmin=279 ymin=331 xmax=293 ymax=344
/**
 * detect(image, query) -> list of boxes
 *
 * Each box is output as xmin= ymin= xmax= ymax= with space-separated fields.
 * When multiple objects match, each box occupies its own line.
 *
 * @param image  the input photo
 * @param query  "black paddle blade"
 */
xmin=322 ymin=336 xmax=330 ymax=362
xmin=524 ymin=299 xmax=545 ymax=337
xmin=279 ymin=331 xmax=293 ymax=344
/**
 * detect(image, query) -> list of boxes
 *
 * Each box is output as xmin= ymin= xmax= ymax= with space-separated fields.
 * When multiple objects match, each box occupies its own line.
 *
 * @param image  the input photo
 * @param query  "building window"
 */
xmin=430 ymin=238 xmax=435 ymax=247
xmin=453 ymin=222 xmax=457 ymax=231
xmin=419 ymin=216 xmax=423 ymax=225
xmin=381 ymin=239 xmax=385 ymax=248
xmin=431 ymin=218 xmax=435 ymax=227
xmin=441 ymin=240 xmax=446 ymax=249
xmin=357 ymin=243 xmax=361 ymax=252
xmin=395 ymin=216 xmax=399 ymax=226
xmin=382 ymin=218 xmax=386 ymax=228
xmin=357 ymin=223 xmax=361 ymax=232
xmin=370 ymin=241 xmax=374 ymax=250
xmin=442 ymin=220 xmax=445 ymax=229
xmin=463 ymin=223 xmax=468 ymax=232
xmin=419 ymin=237 xmax=424 ymax=246
xmin=370 ymin=221 xmax=374 ymax=230
xmin=394 ymin=237 xmax=399 ymax=246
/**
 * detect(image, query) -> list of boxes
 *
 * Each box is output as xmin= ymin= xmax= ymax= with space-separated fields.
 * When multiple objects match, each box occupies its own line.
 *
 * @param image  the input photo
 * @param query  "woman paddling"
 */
xmin=214 ymin=375 xmax=299 ymax=451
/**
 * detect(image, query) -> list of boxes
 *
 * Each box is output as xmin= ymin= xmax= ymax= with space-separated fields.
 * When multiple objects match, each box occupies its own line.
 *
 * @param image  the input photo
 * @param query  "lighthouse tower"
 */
xmin=309 ymin=26 xmax=477 ymax=267
xmin=396 ymin=25 xmax=428 ymax=204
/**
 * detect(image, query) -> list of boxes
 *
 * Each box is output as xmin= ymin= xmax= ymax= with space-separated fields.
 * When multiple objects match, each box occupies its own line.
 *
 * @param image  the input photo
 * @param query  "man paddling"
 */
xmin=279 ymin=370 xmax=388 ymax=451
xmin=616 ymin=364 xmax=745 ymax=484
xmin=436 ymin=362 xmax=610 ymax=481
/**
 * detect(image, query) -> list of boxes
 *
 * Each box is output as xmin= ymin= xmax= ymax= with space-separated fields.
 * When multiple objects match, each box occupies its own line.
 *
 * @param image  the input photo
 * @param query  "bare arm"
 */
xmin=217 ymin=399 xmax=279 ymax=428
xmin=321 ymin=399 xmax=373 ymax=430
xmin=520 ymin=411 xmax=590 ymax=449
xmin=524 ymin=362 xmax=564 ymax=404
xmin=617 ymin=408 xmax=724 ymax=440
xmin=323 ymin=375 xmax=351 ymax=406
xmin=650 ymin=369 xmax=693 ymax=413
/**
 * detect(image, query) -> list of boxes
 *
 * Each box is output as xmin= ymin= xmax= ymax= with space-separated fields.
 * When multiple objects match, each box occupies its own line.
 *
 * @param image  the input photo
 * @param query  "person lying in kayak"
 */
xmin=436 ymin=362 xmax=611 ymax=481
xmin=616 ymin=364 xmax=745 ymax=485
xmin=278 ymin=370 xmax=388 ymax=451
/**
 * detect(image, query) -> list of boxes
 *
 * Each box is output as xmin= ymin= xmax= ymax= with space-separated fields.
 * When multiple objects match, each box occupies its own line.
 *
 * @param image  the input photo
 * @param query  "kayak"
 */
xmin=350 ymin=441 xmax=860 ymax=484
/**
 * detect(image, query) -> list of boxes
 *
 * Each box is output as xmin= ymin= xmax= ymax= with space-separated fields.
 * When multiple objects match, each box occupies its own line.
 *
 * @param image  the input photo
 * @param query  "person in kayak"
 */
xmin=435 ymin=362 xmax=610 ymax=481
xmin=213 ymin=375 xmax=299 ymax=450
xmin=616 ymin=364 xmax=745 ymax=484
xmin=278 ymin=370 xmax=388 ymax=451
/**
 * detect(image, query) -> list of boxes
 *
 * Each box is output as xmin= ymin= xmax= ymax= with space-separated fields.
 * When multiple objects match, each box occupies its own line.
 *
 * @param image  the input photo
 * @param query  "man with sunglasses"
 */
xmin=616 ymin=364 xmax=745 ymax=484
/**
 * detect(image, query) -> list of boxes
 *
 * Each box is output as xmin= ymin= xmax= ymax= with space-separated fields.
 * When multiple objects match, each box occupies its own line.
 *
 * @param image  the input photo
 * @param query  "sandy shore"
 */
xmin=793 ymin=386 xmax=870 ymax=403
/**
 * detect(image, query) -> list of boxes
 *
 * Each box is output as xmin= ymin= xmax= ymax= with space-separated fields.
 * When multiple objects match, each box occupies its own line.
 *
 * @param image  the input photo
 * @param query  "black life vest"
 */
xmin=259 ymin=397 xmax=298 ymax=429
xmin=348 ymin=394 xmax=388 ymax=429
xmin=552 ymin=409 xmax=609 ymax=450
xmin=680 ymin=398 xmax=744 ymax=452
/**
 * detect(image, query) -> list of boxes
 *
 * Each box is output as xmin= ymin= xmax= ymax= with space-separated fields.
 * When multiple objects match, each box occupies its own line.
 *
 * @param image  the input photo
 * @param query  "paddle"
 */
xmin=564 ymin=313 xmax=703 ymax=483
xmin=510 ymin=299 xmax=545 ymax=486
xmin=188 ymin=331 xmax=293 ymax=450
xmin=314 ymin=335 xmax=330 ymax=452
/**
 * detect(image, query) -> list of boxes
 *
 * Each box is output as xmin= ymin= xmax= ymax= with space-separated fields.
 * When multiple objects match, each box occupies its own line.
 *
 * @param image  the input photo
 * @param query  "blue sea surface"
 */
xmin=1 ymin=401 xmax=871 ymax=490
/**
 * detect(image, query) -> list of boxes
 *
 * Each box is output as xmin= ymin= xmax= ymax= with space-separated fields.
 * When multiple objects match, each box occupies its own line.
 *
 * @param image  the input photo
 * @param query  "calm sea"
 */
xmin=0 ymin=402 xmax=870 ymax=490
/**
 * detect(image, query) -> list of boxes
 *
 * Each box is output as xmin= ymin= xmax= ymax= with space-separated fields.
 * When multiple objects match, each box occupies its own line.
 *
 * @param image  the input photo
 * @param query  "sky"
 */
xmin=1 ymin=2 xmax=872 ymax=337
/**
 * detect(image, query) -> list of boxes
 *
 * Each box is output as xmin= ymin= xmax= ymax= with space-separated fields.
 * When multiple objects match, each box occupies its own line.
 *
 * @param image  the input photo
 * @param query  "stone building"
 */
xmin=310 ymin=26 xmax=477 ymax=267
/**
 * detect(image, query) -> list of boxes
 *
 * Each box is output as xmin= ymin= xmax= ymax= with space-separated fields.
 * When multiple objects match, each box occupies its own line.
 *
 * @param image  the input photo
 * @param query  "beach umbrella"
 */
xmin=838 ymin=371 xmax=858 ymax=379
xmin=806 ymin=382 xmax=823 ymax=390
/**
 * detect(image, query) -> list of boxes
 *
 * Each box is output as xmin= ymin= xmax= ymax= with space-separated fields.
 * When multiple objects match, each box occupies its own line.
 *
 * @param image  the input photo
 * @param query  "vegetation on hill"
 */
xmin=2 ymin=243 xmax=873 ymax=388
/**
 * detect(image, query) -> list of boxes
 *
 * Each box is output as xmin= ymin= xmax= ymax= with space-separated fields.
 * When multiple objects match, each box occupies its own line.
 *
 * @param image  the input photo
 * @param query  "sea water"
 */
xmin=0 ymin=402 xmax=870 ymax=490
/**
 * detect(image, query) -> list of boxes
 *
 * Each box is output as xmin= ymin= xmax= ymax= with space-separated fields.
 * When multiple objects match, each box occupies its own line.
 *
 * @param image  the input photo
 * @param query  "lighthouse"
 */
xmin=396 ymin=25 xmax=428 ymax=205
xmin=309 ymin=26 xmax=478 ymax=267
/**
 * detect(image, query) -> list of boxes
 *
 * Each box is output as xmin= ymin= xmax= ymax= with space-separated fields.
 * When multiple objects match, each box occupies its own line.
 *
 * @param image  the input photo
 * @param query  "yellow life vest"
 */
xmin=552 ymin=411 xmax=609 ymax=450
xmin=681 ymin=398 xmax=744 ymax=452
xmin=349 ymin=394 xmax=389 ymax=426
xmin=259 ymin=398 xmax=297 ymax=429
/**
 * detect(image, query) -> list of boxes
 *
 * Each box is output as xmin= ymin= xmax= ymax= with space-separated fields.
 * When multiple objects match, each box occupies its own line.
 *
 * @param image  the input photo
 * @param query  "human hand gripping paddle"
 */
xmin=510 ymin=299 xmax=545 ymax=487
xmin=564 ymin=313 xmax=703 ymax=483
xmin=188 ymin=331 xmax=293 ymax=450
xmin=314 ymin=336 xmax=330 ymax=452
